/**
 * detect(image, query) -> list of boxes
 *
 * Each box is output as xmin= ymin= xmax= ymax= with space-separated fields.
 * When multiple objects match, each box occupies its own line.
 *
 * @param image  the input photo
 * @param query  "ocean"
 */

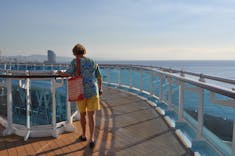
xmin=98 ymin=60 xmax=235 ymax=80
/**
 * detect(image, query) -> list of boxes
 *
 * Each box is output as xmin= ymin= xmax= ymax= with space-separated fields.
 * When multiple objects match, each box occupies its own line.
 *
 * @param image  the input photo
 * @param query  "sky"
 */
xmin=0 ymin=0 xmax=235 ymax=60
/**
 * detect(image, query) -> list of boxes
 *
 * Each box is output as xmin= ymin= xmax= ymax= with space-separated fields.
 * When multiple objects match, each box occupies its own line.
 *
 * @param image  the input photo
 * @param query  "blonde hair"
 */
xmin=72 ymin=43 xmax=86 ymax=56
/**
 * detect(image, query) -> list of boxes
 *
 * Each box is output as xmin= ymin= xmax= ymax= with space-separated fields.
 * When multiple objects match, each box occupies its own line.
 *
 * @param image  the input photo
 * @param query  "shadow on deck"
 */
xmin=0 ymin=87 xmax=193 ymax=156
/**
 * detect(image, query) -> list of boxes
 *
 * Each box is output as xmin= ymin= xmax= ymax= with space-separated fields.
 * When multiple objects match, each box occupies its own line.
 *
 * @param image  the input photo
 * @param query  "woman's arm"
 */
xmin=97 ymin=77 xmax=103 ymax=95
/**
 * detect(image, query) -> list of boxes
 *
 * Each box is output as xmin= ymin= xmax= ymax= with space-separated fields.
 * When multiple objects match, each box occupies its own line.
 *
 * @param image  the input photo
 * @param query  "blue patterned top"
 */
xmin=65 ymin=57 xmax=102 ymax=98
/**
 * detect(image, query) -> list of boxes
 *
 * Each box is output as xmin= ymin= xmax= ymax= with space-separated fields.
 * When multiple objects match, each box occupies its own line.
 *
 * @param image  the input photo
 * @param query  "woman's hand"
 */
xmin=56 ymin=70 xmax=63 ymax=75
xmin=99 ymin=89 xmax=103 ymax=96
xmin=57 ymin=70 xmax=70 ymax=77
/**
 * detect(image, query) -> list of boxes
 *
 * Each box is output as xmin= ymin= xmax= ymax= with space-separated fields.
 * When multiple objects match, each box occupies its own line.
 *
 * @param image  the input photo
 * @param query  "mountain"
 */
xmin=1 ymin=54 xmax=72 ymax=63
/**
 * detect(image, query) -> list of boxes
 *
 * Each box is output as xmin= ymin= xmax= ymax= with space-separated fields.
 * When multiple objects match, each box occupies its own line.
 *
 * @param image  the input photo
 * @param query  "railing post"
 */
xmin=197 ymin=88 xmax=204 ymax=140
xmin=5 ymin=78 xmax=13 ymax=135
xmin=66 ymin=79 xmax=71 ymax=122
xmin=118 ymin=66 xmax=121 ymax=86
xmin=178 ymin=81 xmax=184 ymax=121
xmin=108 ymin=67 xmax=111 ymax=84
xmin=167 ymin=76 xmax=173 ymax=111
xmin=159 ymin=74 xmax=163 ymax=102
xmin=51 ymin=78 xmax=57 ymax=137
xmin=65 ymin=78 xmax=76 ymax=132
xmin=140 ymin=68 xmax=143 ymax=91
xmin=129 ymin=66 xmax=132 ymax=88
xmin=24 ymin=77 xmax=31 ymax=141
xmin=150 ymin=70 xmax=154 ymax=95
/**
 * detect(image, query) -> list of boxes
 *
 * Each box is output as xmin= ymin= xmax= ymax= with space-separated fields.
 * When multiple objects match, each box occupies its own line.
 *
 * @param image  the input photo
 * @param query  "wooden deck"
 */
xmin=0 ymin=87 xmax=192 ymax=156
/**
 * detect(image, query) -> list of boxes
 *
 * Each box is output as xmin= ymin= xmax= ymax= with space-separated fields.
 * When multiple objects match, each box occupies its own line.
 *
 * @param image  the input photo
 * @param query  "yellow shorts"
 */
xmin=77 ymin=95 xmax=100 ymax=113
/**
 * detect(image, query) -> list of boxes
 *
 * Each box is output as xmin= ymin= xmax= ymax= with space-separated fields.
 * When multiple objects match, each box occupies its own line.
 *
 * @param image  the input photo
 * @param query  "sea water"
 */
xmin=98 ymin=60 xmax=235 ymax=79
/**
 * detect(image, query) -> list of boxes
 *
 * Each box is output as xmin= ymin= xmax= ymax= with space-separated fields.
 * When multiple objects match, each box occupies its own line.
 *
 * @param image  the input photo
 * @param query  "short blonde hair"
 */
xmin=72 ymin=43 xmax=86 ymax=56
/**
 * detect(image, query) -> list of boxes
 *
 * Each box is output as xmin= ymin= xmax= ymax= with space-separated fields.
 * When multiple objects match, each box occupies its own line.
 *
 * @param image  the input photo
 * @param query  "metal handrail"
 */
xmin=99 ymin=64 xmax=235 ymax=155
xmin=100 ymin=64 xmax=235 ymax=85
xmin=0 ymin=74 xmax=66 ymax=78
xmin=1 ymin=62 xmax=235 ymax=85
xmin=100 ymin=64 xmax=235 ymax=99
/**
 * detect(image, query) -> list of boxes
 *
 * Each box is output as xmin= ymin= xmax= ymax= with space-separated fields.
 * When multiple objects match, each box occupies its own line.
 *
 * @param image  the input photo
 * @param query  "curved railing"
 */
xmin=0 ymin=63 xmax=235 ymax=156
xmin=99 ymin=64 xmax=235 ymax=156
xmin=0 ymin=70 xmax=79 ymax=141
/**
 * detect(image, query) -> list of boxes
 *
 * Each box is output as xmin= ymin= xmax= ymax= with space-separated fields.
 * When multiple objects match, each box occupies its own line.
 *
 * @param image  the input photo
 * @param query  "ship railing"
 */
xmin=1 ymin=63 xmax=235 ymax=155
xmin=0 ymin=70 xmax=78 ymax=141
xmin=99 ymin=64 xmax=235 ymax=156
xmin=0 ymin=62 xmax=69 ymax=71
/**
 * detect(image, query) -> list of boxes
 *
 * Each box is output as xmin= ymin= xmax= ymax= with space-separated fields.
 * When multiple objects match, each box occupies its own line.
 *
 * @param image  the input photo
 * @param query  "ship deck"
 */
xmin=0 ymin=87 xmax=192 ymax=156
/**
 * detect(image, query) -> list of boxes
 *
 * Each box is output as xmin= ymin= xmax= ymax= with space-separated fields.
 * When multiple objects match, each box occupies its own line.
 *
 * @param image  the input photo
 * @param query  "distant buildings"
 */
xmin=44 ymin=50 xmax=56 ymax=64
xmin=0 ymin=50 xmax=60 ymax=63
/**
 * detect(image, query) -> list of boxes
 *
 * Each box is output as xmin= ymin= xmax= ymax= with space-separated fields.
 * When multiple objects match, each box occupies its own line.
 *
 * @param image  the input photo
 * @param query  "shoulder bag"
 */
xmin=68 ymin=57 xmax=84 ymax=101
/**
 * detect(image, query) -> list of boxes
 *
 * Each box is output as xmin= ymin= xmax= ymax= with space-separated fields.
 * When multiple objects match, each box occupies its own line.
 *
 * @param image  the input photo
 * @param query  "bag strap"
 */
xmin=75 ymin=57 xmax=81 ymax=76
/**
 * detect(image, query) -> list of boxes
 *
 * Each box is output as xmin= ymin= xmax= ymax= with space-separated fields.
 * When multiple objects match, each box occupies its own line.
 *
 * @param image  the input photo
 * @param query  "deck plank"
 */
xmin=0 ymin=87 xmax=191 ymax=156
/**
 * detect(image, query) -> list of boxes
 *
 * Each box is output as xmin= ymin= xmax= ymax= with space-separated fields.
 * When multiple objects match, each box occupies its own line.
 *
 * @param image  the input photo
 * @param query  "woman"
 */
xmin=58 ymin=43 xmax=103 ymax=148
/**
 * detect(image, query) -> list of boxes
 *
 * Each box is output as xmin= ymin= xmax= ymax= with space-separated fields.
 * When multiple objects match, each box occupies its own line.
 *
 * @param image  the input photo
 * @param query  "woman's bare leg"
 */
xmin=88 ymin=111 xmax=95 ymax=142
xmin=80 ymin=112 xmax=86 ymax=138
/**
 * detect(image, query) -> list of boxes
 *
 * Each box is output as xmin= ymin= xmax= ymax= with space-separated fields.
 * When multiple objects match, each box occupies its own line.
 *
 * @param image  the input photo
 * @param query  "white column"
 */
xmin=150 ymin=71 xmax=154 ymax=95
xmin=129 ymin=66 xmax=132 ymax=88
xmin=24 ymin=78 xmax=31 ymax=141
xmin=5 ymin=78 xmax=13 ymax=135
xmin=64 ymin=78 xmax=76 ymax=132
xmin=197 ymin=88 xmax=204 ymax=140
xmin=140 ymin=68 xmax=143 ymax=91
xmin=51 ymin=78 xmax=57 ymax=137
xmin=108 ymin=68 xmax=111 ymax=84
xmin=178 ymin=81 xmax=184 ymax=121
xmin=118 ymin=66 xmax=121 ymax=86
xmin=159 ymin=75 xmax=163 ymax=102
xmin=167 ymin=77 xmax=173 ymax=111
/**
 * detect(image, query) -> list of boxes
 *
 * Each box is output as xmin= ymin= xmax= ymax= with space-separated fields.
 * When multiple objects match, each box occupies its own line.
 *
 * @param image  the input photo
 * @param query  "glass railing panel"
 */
xmin=172 ymin=79 xmax=179 ymax=110
xmin=55 ymin=79 xmax=67 ymax=122
xmin=153 ymin=74 xmax=160 ymax=97
xmin=27 ymin=65 xmax=35 ymax=70
xmin=11 ymin=65 xmax=18 ymax=70
xmin=35 ymin=65 xmax=44 ymax=71
xmin=171 ymin=78 xmax=179 ymax=118
xmin=120 ymin=68 xmax=130 ymax=86
xmin=100 ymin=67 xmax=109 ymax=82
xmin=131 ymin=68 xmax=141 ymax=89
xmin=109 ymin=68 xmax=119 ymax=84
xmin=60 ymin=65 xmax=69 ymax=71
xmin=70 ymin=102 xmax=77 ymax=116
xmin=0 ymin=64 xmax=4 ymax=69
xmin=30 ymin=80 xmax=52 ymax=125
xmin=44 ymin=65 xmax=52 ymax=71
xmin=12 ymin=80 xmax=26 ymax=125
xmin=53 ymin=65 xmax=60 ymax=71
xmin=162 ymin=77 xmax=168 ymax=102
xmin=0 ymin=86 xmax=7 ymax=119
xmin=142 ymin=70 xmax=151 ymax=93
xmin=19 ymin=65 xmax=27 ymax=70
xmin=202 ymin=90 xmax=233 ymax=156
xmin=183 ymin=83 xmax=199 ymax=131
xmin=6 ymin=65 xmax=11 ymax=70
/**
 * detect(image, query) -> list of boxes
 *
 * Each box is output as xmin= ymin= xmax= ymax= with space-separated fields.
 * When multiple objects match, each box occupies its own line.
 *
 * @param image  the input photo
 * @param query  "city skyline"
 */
xmin=1 ymin=0 xmax=235 ymax=60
